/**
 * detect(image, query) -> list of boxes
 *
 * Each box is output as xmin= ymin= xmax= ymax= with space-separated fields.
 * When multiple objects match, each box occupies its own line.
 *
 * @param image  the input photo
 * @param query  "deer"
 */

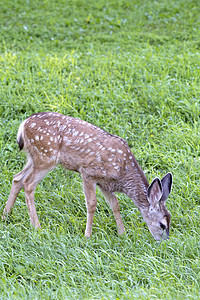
xmin=2 ymin=112 xmax=172 ymax=240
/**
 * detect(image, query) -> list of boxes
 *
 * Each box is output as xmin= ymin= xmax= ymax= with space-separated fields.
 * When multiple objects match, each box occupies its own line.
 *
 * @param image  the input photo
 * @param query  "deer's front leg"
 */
xmin=100 ymin=188 xmax=125 ymax=235
xmin=81 ymin=175 xmax=97 ymax=238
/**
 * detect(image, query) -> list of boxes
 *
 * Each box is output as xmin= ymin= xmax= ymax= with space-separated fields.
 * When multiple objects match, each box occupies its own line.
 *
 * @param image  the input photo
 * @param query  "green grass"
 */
xmin=0 ymin=0 xmax=200 ymax=298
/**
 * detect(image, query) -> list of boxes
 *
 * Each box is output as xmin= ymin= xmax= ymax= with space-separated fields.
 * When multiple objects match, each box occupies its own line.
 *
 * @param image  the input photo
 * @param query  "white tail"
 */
xmin=2 ymin=112 xmax=172 ymax=240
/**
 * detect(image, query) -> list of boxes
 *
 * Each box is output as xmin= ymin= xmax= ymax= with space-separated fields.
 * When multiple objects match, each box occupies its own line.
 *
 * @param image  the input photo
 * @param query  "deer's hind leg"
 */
xmin=2 ymin=160 xmax=33 ymax=220
xmin=22 ymin=167 xmax=49 ymax=228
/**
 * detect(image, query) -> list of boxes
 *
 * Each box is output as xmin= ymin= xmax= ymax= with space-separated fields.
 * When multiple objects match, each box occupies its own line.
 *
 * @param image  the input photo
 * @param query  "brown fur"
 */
xmin=2 ymin=112 xmax=172 ymax=240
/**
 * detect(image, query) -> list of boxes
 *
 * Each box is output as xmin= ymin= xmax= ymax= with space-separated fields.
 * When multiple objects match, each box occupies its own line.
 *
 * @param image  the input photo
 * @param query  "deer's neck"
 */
xmin=122 ymin=159 xmax=150 ymax=211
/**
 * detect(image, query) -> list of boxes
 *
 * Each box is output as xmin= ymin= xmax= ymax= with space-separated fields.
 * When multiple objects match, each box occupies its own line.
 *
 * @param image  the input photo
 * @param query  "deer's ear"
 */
xmin=147 ymin=178 xmax=162 ymax=205
xmin=160 ymin=172 xmax=172 ymax=202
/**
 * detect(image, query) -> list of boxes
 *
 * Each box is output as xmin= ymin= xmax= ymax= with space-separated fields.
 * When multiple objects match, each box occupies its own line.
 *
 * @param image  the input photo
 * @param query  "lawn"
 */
xmin=0 ymin=0 xmax=200 ymax=299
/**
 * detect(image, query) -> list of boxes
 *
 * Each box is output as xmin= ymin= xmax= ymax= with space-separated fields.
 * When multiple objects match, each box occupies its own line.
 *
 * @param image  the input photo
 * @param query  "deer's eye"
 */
xmin=160 ymin=222 xmax=166 ymax=230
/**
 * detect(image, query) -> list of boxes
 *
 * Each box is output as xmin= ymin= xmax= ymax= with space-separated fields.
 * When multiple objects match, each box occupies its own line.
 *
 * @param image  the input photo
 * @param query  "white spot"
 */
xmin=60 ymin=125 xmax=66 ymax=131
xmin=85 ymin=134 xmax=90 ymax=139
xmin=65 ymin=140 xmax=71 ymax=146
xmin=87 ymin=138 xmax=93 ymax=143
xmin=73 ymin=131 xmax=79 ymax=137
xmin=54 ymin=138 xmax=57 ymax=143
xmin=30 ymin=122 xmax=36 ymax=128
xmin=48 ymin=142 xmax=51 ymax=145
xmin=66 ymin=129 xmax=72 ymax=134
xmin=129 ymin=156 xmax=132 ymax=160
xmin=49 ymin=148 xmax=53 ymax=151
xmin=79 ymin=132 xmax=85 ymax=136
xmin=102 ymin=169 xmax=107 ymax=176
xmin=108 ymin=147 xmax=116 ymax=153
xmin=117 ymin=149 xmax=123 ymax=154
xmin=43 ymin=130 xmax=47 ymax=134
xmin=44 ymin=149 xmax=48 ymax=153
xmin=50 ymin=136 xmax=54 ymax=141
xmin=30 ymin=139 xmax=34 ymax=143
xmin=35 ymin=136 xmax=39 ymax=141
xmin=96 ymin=155 xmax=101 ymax=162
xmin=85 ymin=149 xmax=91 ymax=154
xmin=89 ymin=151 xmax=95 ymax=156
xmin=53 ymin=150 xmax=57 ymax=154
xmin=40 ymin=136 xmax=43 ymax=140
xmin=114 ymin=166 xmax=120 ymax=170
xmin=108 ymin=158 xmax=113 ymax=162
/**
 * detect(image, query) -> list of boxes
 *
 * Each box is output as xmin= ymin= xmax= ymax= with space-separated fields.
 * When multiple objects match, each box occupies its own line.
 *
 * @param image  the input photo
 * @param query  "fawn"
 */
xmin=2 ymin=112 xmax=172 ymax=240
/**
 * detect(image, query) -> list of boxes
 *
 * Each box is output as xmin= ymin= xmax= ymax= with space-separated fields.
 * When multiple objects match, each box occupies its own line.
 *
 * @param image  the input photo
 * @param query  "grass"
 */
xmin=0 ymin=0 xmax=200 ymax=298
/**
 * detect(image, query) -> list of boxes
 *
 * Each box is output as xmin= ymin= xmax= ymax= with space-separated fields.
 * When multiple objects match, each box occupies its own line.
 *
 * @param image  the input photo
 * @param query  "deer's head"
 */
xmin=144 ymin=173 xmax=172 ymax=240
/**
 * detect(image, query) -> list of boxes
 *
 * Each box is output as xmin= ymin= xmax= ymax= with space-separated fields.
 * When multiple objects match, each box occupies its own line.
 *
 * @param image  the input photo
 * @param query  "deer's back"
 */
xmin=21 ymin=112 xmax=135 ymax=185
